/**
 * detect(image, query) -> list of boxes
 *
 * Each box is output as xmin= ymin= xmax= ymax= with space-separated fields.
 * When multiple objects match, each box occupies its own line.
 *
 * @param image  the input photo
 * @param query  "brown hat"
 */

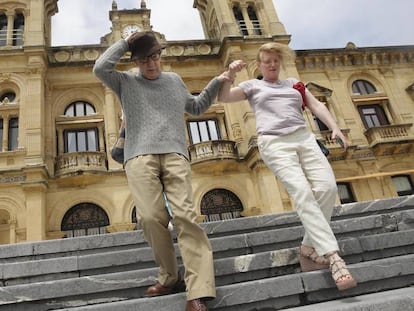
xmin=128 ymin=31 xmax=166 ymax=61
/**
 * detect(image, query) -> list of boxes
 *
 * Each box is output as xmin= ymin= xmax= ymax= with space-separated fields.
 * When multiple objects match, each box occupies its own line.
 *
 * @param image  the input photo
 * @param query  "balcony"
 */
xmin=188 ymin=140 xmax=239 ymax=168
xmin=364 ymin=123 xmax=414 ymax=156
xmin=365 ymin=124 xmax=413 ymax=145
xmin=317 ymin=130 xmax=351 ymax=160
xmin=55 ymin=152 xmax=107 ymax=177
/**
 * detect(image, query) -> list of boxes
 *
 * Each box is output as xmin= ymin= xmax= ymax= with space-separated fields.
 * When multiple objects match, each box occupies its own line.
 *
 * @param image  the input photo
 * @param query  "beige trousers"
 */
xmin=125 ymin=153 xmax=215 ymax=300
xmin=258 ymin=128 xmax=339 ymax=256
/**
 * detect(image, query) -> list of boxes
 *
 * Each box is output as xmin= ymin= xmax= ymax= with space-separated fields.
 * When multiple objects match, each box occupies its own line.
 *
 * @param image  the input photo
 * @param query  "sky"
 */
xmin=51 ymin=0 xmax=414 ymax=50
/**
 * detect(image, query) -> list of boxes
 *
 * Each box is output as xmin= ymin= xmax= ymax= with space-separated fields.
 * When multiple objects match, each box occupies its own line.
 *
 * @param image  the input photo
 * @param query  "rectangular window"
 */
xmin=0 ymin=14 xmax=7 ymax=47
xmin=337 ymin=183 xmax=356 ymax=204
xmin=358 ymin=104 xmax=389 ymax=129
xmin=65 ymin=128 xmax=98 ymax=153
xmin=392 ymin=175 xmax=414 ymax=196
xmin=8 ymin=118 xmax=18 ymax=151
xmin=77 ymin=131 xmax=87 ymax=152
xmin=314 ymin=117 xmax=329 ymax=131
xmin=188 ymin=119 xmax=220 ymax=144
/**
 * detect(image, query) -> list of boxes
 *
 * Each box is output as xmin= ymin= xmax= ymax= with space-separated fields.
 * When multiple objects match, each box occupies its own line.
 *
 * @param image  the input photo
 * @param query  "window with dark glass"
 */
xmin=188 ymin=119 xmax=220 ymax=144
xmin=233 ymin=6 xmax=248 ymax=36
xmin=201 ymin=188 xmax=243 ymax=222
xmin=64 ymin=101 xmax=96 ymax=117
xmin=61 ymin=203 xmax=109 ymax=238
xmin=62 ymin=102 xmax=98 ymax=153
xmin=352 ymin=80 xmax=377 ymax=95
xmin=337 ymin=183 xmax=356 ymax=204
xmin=247 ymin=5 xmax=262 ymax=35
xmin=313 ymin=116 xmax=329 ymax=131
xmin=0 ymin=92 xmax=16 ymax=103
xmin=392 ymin=175 xmax=414 ymax=196
xmin=64 ymin=128 xmax=98 ymax=153
xmin=358 ymin=104 xmax=389 ymax=128
xmin=0 ymin=14 xmax=7 ymax=47
xmin=13 ymin=13 xmax=24 ymax=46
xmin=8 ymin=117 xmax=18 ymax=151
xmin=200 ymin=189 xmax=243 ymax=221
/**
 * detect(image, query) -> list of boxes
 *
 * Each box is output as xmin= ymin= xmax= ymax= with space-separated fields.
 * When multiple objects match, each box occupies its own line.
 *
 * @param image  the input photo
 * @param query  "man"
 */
xmin=93 ymin=31 xmax=229 ymax=310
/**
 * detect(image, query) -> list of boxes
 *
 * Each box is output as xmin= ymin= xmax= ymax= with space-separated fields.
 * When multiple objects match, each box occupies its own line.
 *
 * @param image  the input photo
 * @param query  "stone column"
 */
xmin=6 ymin=13 xmax=13 ymax=46
xmin=2 ymin=116 xmax=9 ymax=151
xmin=23 ymin=182 xmax=47 ymax=241
xmin=104 ymin=88 xmax=122 ymax=166
xmin=8 ymin=220 xmax=16 ymax=244
xmin=240 ymin=4 xmax=254 ymax=35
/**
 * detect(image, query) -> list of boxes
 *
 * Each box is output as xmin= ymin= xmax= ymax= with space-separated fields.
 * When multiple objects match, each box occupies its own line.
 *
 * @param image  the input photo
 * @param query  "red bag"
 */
xmin=293 ymin=81 xmax=330 ymax=156
xmin=293 ymin=81 xmax=306 ymax=110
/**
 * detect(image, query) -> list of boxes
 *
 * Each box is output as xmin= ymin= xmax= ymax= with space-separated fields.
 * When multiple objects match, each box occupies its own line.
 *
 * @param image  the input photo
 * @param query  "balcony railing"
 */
xmin=237 ymin=20 xmax=263 ymax=36
xmin=0 ymin=29 xmax=24 ymax=47
xmin=188 ymin=140 xmax=238 ymax=164
xmin=365 ymin=123 xmax=414 ymax=146
xmin=56 ymin=152 xmax=107 ymax=176
xmin=318 ymin=129 xmax=351 ymax=149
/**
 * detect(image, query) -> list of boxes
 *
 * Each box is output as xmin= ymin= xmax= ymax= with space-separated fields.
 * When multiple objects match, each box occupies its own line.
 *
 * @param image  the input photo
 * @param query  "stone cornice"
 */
xmin=295 ymin=45 xmax=414 ymax=71
xmin=47 ymin=40 xmax=222 ymax=66
xmin=44 ymin=41 xmax=414 ymax=70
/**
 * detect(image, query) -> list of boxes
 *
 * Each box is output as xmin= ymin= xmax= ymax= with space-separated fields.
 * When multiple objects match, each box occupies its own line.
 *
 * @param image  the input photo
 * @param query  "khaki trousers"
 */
xmin=258 ymin=128 xmax=339 ymax=256
xmin=125 ymin=153 xmax=216 ymax=300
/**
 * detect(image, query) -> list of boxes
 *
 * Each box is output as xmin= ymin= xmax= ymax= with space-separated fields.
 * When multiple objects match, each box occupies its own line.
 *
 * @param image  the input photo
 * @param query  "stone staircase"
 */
xmin=0 ymin=195 xmax=413 ymax=311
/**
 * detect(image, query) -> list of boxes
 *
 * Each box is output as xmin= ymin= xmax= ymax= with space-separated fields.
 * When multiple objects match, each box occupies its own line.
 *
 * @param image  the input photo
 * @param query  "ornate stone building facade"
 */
xmin=0 ymin=0 xmax=413 ymax=244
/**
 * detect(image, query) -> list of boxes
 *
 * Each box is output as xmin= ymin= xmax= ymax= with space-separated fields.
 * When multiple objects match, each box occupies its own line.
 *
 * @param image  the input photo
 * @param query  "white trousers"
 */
xmin=258 ymin=128 xmax=339 ymax=256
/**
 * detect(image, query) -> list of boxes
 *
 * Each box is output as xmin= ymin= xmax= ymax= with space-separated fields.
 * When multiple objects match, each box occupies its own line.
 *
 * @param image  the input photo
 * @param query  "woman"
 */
xmin=218 ymin=42 xmax=356 ymax=291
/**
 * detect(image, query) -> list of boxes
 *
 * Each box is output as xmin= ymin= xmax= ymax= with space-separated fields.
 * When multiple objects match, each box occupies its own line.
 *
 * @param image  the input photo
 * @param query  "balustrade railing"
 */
xmin=56 ymin=152 xmax=107 ymax=175
xmin=365 ymin=123 xmax=413 ymax=146
xmin=188 ymin=140 xmax=238 ymax=164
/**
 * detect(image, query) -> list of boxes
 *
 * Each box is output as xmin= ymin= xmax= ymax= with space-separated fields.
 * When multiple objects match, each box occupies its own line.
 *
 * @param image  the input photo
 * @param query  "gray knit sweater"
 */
xmin=93 ymin=39 xmax=222 ymax=163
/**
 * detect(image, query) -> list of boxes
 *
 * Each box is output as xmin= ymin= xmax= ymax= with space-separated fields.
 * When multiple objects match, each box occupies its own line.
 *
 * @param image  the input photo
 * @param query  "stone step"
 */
xmin=21 ymin=255 xmax=412 ymax=311
xmin=0 ymin=196 xmax=412 ymax=310
xmin=0 ymin=229 xmax=413 ymax=310
xmin=1 ymin=195 xmax=413 ymax=264
xmin=1 ymin=211 xmax=413 ymax=287
xmin=281 ymin=287 xmax=414 ymax=311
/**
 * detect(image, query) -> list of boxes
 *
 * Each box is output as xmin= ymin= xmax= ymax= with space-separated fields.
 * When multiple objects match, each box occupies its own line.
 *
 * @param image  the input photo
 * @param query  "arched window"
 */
xmin=233 ymin=6 xmax=247 ymax=36
xmin=0 ymin=92 xmax=16 ymax=103
xmin=55 ymin=99 xmax=106 ymax=175
xmin=13 ymin=13 xmax=24 ymax=46
xmin=132 ymin=206 xmax=137 ymax=226
xmin=0 ymin=91 xmax=19 ymax=152
xmin=64 ymin=101 xmax=96 ymax=117
xmin=0 ymin=209 xmax=11 ymax=244
xmin=352 ymin=80 xmax=376 ymax=95
xmin=0 ymin=14 xmax=7 ymax=46
xmin=247 ymin=5 xmax=261 ymax=35
xmin=63 ymin=101 xmax=98 ymax=153
xmin=351 ymin=79 xmax=391 ymax=129
xmin=61 ymin=203 xmax=109 ymax=237
xmin=201 ymin=188 xmax=243 ymax=222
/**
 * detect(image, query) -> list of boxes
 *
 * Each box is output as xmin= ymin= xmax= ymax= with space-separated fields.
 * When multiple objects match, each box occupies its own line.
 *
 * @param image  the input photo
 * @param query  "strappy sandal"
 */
xmin=327 ymin=253 xmax=357 ymax=291
xmin=298 ymin=246 xmax=330 ymax=272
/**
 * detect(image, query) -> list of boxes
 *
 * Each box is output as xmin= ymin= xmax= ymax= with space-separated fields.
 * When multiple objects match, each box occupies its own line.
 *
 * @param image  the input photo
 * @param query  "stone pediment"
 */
xmin=406 ymin=82 xmax=414 ymax=100
xmin=305 ymin=82 xmax=333 ymax=98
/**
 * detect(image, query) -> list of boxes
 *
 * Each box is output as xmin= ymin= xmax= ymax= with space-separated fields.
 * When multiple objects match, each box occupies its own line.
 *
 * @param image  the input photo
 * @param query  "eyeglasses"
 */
xmin=137 ymin=51 xmax=161 ymax=64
